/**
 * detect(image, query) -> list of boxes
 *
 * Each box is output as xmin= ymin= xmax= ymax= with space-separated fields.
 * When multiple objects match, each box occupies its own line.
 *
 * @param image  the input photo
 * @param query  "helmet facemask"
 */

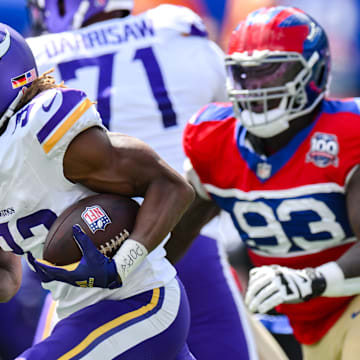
xmin=226 ymin=50 xmax=324 ymax=138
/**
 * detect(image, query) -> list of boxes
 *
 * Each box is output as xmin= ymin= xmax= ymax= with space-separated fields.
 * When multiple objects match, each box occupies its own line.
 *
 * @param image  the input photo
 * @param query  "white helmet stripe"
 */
xmin=105 ymin=0 xmax=134 ymax=11
xmin=0 ymin=29 xmax=10 ymax=59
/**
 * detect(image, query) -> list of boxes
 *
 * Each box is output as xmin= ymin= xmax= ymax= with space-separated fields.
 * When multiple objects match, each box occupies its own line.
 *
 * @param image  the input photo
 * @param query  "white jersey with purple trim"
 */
xmin=27 ymin=4 xmax=227 ymax=174
xmin=0 ymin=87 xmax=175 ymax=319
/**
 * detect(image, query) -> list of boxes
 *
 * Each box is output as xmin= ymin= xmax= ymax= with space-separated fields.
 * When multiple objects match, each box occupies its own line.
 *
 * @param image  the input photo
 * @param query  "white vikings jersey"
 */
xmin=0 ymin=87 xmax=175 ymax=319
xmin=27 ymin=4 xmax=227 ymax=174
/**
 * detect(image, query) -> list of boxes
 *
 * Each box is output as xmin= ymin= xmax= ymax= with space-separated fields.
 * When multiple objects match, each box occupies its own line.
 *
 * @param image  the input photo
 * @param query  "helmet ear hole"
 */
xmin=314 ymin=61 xmax=326 ymax=89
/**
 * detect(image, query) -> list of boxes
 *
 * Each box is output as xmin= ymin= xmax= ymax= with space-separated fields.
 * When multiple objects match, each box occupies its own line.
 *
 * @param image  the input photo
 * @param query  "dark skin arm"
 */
xmin=0 ymin=248 xmax=21 ymax=302
xmin=166 ymin=191 xmax=220 ymax=264
xmin=0 ymin=127 xmax=193 ymax=298
xmin=167 ymin=164 xmax=360 ymax=274
xmin=63 ymin=127 xmax=195 ymax=253
xmin=337 ymin=166 xmax=360 ymax=277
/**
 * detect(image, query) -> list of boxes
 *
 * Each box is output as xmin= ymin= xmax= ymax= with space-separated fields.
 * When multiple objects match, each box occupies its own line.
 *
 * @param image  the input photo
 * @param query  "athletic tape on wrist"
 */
xmin=113 ymin=239 xmax=148 ymax=283
xmin=316 ymin=261 xmax=360 ymax=297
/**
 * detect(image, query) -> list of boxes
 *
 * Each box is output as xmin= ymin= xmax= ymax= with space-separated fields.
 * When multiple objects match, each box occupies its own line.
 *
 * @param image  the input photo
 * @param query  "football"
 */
xmin=43 ymin=194 xmax=140 ymax=265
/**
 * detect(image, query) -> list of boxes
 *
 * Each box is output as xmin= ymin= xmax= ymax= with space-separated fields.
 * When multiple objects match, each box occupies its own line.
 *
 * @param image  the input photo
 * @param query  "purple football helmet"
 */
xmin=28 ymin=0 xmax=134 ymax=34
xmin=0 ymin=23 xmax=38 ymax=127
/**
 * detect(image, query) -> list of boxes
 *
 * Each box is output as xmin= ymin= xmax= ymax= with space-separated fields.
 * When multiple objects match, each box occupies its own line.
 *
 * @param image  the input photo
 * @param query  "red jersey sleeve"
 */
xmin=183 ymin=102 xmax=236 ymax=185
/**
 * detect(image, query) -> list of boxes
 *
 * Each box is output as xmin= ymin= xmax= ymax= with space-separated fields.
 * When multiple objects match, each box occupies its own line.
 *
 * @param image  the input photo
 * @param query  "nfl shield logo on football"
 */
xmin=81 ymin=205 xmax=112 ymax=233
xmin=256 ymin=162 xmax=272 ymax=180
xmin=306 ymin=132 xmax=339 ymax=168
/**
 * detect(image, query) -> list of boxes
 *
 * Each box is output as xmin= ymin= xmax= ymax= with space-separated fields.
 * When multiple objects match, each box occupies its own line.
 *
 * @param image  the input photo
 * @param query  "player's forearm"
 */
xmin=318 ymin=165 xmax=360 ymax=295
xmin=130 ymin=176 xmax=195 ymax=253
xmin=0 ymin=272 xmax=20 ymax=302
xmin=0 ymin=252 xmax=22 ymax=302
xmin=315 ymin=242 xmax=360 ymax=297
xmin=336 ymin=241 xmax=360 ymax=278
xmin=166 ymin=194 xmax=220 ymax=264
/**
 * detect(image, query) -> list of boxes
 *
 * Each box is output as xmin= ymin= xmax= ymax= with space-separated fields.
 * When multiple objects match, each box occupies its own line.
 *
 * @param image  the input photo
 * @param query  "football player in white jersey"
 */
xmin=25 ymin=1 xmax=274 ymax=359
xmin=0 ymin=22 xmax=196 ymax=360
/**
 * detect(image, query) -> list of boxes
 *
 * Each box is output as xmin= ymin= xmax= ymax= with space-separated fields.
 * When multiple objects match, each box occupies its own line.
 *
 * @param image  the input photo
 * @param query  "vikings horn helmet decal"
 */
xmin=0 ymin=29 xmax=10 ymax=58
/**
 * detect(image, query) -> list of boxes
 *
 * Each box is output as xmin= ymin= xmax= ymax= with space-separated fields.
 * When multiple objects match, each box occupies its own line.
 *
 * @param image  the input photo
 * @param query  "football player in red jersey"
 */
xmin=169 ymin=6 xmax=360 ymax=360
xmin=26 ymin=1 xmax=289 ymax=359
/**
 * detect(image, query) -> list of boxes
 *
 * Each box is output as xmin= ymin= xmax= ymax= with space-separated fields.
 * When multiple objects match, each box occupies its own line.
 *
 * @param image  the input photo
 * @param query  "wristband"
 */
xmin=113 ymin=239 xmax=148 ymax=284
xmin=303 ymin=268 xmax=326 ymax=299
xmin=316 ymin=261 xmax=360 ymax=297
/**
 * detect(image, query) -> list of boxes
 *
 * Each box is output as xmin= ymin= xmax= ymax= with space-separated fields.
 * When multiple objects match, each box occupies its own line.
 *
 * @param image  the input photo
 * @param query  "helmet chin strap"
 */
xmin=0 ymin=88 xmax=26 ymax=129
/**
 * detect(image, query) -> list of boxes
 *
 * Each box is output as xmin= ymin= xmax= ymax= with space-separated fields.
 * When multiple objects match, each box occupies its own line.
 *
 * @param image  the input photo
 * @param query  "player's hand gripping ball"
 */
xmin=43 ymin=193 xmax=139 ymax=264
xmin=28 ymin=194 xmax=139 ymax=288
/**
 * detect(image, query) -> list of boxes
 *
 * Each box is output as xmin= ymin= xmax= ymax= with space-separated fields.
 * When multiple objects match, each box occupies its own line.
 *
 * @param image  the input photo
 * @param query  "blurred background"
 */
xmin=133 ymin=0 xmax=360 ymax=97
xmin=3 ymin=0 xmax=360 ymax=97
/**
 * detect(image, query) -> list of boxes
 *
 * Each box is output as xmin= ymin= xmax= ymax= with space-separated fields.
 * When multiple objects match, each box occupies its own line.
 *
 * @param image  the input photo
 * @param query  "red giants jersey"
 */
xmin=183 ymin=99 xmax=360 ymax=344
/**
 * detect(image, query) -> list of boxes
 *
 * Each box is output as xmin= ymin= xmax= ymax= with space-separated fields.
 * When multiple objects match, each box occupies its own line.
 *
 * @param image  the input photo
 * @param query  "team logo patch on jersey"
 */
xmin=0 ymin=207 xmax=15 ymax=217
xmin=306 ymin=132 xmax=339 ymax=167
xmin=81 ymin=205 xmax=111 ymax=233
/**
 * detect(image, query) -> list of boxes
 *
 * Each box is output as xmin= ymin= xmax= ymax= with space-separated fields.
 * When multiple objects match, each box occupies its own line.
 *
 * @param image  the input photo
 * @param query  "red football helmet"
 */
xmin=226 ymin=6 xmax=331 ymax=138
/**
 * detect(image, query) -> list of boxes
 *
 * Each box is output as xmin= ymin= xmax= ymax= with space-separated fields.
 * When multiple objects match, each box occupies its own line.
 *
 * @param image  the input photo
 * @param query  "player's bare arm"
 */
xmin=0 ymin=248 xmax=22 ymax=302
xmin=338 ymin=166 xmax=360 ymax=277
xmin=166 ymin=193 xmax=220 ymax=264
xmin=63 ymin=126 xmax=195 ymax=253
xmin=245 ymin=165 xmax=360 ymax=314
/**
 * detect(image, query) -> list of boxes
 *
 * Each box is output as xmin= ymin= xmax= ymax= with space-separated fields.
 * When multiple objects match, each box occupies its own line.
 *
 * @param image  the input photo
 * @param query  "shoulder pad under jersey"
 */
xmin=24 ymin=87 xmax=103 ymax=157
xmin=184 ymin=102 xmax=235 ymax=167
xmin=189 ymin=102 xmax=234 ymax=125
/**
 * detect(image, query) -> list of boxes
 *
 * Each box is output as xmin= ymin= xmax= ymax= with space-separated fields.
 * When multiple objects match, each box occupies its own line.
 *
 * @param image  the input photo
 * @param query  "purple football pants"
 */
xmin=17 ymin=278 xmax=195 ymax=360
xmin=0 ymin=260 xmax=47 ymax=360
xmin=176 ymin=234 xmax=257 ymax=359
xmin=28 ymin=234 xmax=256 ymax=359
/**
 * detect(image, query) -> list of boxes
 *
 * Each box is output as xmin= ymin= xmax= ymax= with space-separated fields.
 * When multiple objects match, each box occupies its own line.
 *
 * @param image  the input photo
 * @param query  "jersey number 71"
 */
xmin=58 ymin=46 xmax=177 ymax=129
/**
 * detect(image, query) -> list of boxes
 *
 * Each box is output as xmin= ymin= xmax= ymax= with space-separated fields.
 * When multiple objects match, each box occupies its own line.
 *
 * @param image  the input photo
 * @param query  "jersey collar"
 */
xmin=235 ymin=119 xmax=317 ymax=182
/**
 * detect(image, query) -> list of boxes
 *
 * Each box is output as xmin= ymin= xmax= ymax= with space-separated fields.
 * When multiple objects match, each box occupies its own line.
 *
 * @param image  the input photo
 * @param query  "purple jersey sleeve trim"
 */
xmin=36 ymin=89 xmax=86 ymax=144
xmin=0 ymin=222 xmax=24 ymax=254
xmin=189 ymin=24 xmax=208 ymax=37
